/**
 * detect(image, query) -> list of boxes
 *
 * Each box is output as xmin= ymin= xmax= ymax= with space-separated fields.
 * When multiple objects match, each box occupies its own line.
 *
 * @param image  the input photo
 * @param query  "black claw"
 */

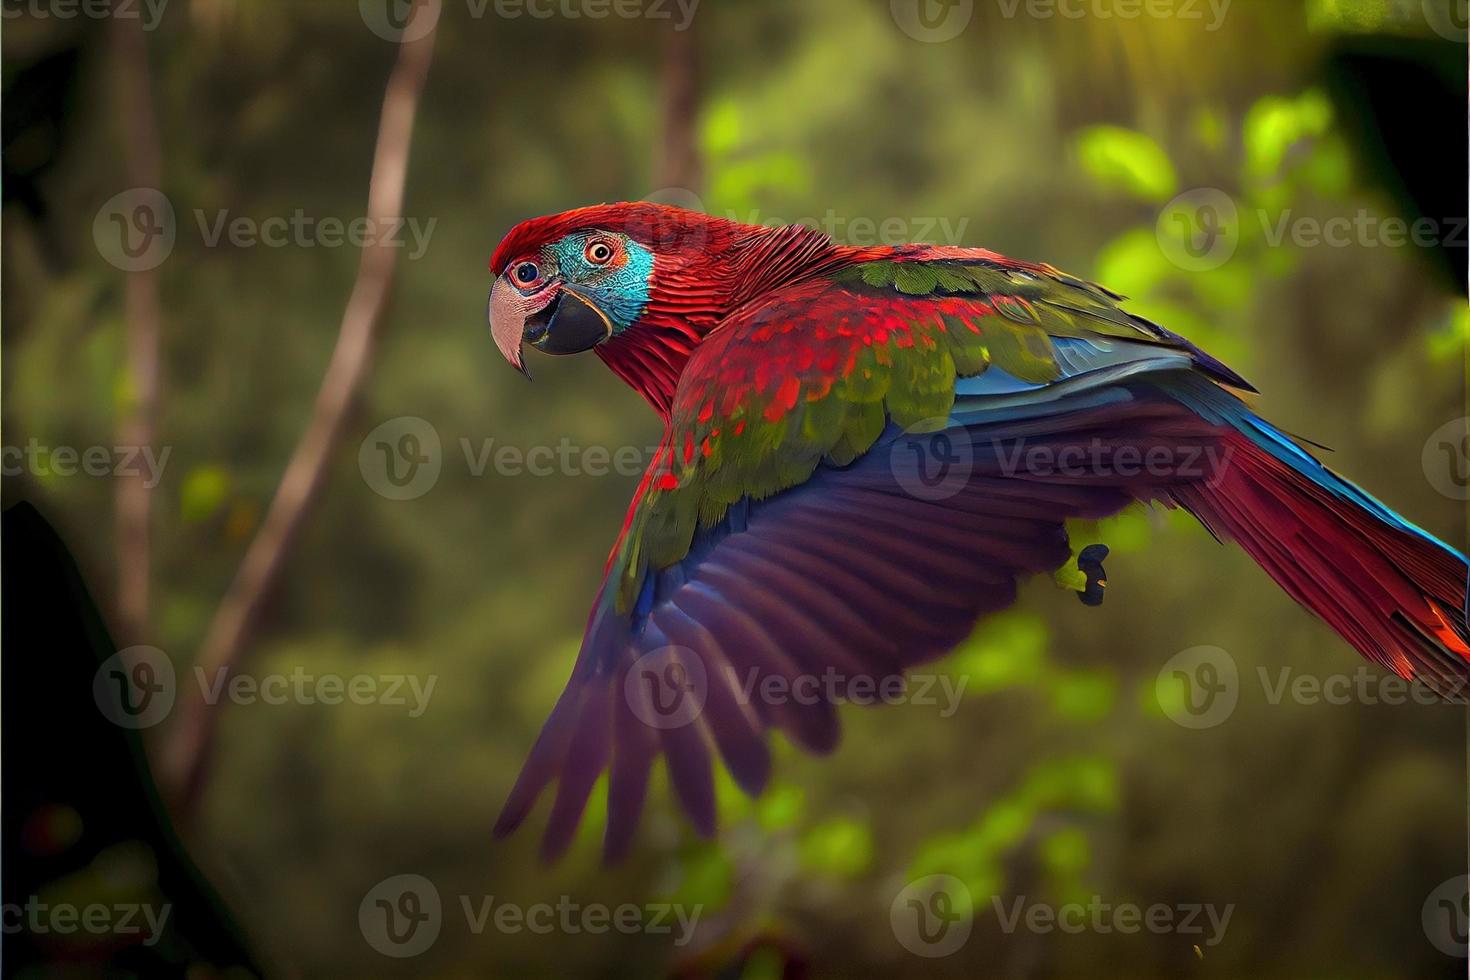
xmin=1077 ymin=544 xmax=1109 ymax=607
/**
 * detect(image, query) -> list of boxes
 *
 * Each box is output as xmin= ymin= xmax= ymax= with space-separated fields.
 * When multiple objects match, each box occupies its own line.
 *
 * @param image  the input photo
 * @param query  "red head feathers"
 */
xmin=487 ymin=203 xmax=882 ymax=417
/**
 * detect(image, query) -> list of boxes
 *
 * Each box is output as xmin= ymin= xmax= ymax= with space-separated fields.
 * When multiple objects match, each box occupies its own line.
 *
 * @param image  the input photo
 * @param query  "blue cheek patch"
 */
xmin=549 ymin=236 xmax=653 ymax=334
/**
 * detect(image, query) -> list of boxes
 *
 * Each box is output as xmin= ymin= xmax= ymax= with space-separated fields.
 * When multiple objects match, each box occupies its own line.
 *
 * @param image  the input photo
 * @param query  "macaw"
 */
xmin=485 ymin=203 xmax=1470 ymax=861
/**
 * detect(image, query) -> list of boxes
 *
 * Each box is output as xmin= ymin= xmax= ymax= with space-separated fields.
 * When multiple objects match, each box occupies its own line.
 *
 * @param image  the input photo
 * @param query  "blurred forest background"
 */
xmin=3 ymin=0 xmax=1469 ymax=976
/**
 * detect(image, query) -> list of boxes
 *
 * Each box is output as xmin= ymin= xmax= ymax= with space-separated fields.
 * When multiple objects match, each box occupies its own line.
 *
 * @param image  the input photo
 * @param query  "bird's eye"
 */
xmin=513 ymin=261 xmax=540 ymax=285
xmin=584 ymin=239 xmax=615 ymax=265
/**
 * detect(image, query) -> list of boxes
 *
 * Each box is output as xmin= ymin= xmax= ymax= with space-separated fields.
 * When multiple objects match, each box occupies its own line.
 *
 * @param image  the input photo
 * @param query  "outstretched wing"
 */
xmin=494 ymin=251 xmax=1243 ymax=860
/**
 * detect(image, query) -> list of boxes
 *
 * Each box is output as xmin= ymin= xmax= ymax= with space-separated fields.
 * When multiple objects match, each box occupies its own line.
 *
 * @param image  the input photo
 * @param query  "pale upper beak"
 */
xmin=488 ymin=277 xmax=616 ymax=380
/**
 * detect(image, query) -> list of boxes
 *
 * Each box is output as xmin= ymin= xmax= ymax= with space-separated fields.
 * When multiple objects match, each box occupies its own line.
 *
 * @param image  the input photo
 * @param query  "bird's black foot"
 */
xmin=1076 ymin=544 xmax=1109 ymax=607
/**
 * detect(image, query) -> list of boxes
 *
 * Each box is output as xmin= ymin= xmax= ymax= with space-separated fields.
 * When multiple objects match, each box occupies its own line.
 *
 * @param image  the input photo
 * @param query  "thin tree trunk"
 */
xmin=160 ymin=1 xmax=441 ymax=816
xmin=657 ymin=20 xmax=701 ymax=193
xmin=111 ymin=14 xmax=164 ymax=645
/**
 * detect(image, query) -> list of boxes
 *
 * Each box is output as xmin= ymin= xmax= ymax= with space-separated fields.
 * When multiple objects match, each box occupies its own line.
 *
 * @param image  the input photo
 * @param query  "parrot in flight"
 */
xmin=485 ymin=203 xmax=1470 ymax=861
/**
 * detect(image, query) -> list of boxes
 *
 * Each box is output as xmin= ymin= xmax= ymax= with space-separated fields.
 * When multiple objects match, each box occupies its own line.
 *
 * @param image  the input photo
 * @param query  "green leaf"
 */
xmin=1040 ymin=827 xmax=1092 ymax=876
xmin=180 ymin=465 xmax=230 ymax=523
xmin=1075 ymin=126 xmax=1178 ymax=201
xmin=757 ymin=783 xmax=805 ymax=830
xmin=799 ymin=817 xmax=873 ymax=877
xmin=1243 ymin=90 xmax=1333 ymax=184
xmin=1094 ymin=228 xmax=1176 ymax=299
xmin=1051 ymin=671 xmax=1116 ymax=722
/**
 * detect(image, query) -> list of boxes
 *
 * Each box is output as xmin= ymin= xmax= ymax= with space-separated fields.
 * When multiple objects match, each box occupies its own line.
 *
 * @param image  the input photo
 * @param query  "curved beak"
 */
xmin=488 ymin=278 xmax=615 ymax=380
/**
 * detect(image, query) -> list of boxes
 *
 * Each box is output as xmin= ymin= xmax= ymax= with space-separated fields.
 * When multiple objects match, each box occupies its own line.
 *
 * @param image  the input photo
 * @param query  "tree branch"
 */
xmin=656 ymin=20 xmax=702 ymax=193
xmin=160 ymin=1 xmax=441 ymax=815
xmin=111 ymin=12 xmax=164 ymax=645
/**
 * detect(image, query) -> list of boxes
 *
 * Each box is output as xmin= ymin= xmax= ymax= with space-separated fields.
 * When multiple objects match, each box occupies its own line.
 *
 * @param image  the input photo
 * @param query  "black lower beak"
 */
xmin=524 ymin=290 xmax=613 ymax=355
